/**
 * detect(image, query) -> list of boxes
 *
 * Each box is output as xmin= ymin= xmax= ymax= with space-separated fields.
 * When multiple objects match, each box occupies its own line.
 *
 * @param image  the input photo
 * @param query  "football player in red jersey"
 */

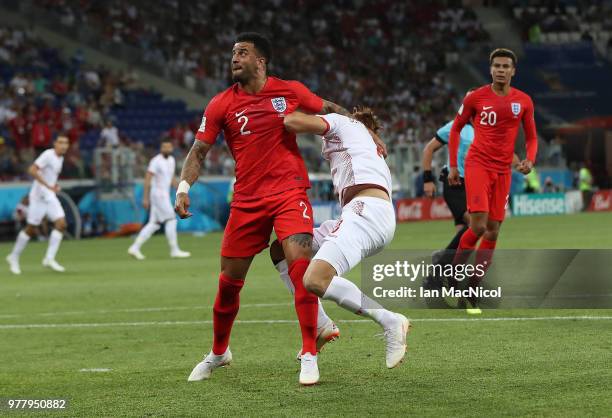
xmin=447 ymin=48 xmax=537 ymax=311
xmin=175 ymin=32 xmax=369 ymax=385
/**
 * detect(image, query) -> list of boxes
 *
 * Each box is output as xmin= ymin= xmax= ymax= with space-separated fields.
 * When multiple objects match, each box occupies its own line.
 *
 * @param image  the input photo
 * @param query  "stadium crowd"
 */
xmin=0 ymin=24 xmax=237 ymax=181
xmin=34 ymin=0 xmax=490 ymax=147
xmin=510 ymin=0 xmax=612 ymax=57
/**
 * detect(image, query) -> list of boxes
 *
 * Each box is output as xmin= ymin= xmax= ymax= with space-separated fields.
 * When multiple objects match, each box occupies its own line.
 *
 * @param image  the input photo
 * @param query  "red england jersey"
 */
xmin=195 ymin=76 xmax=323 ymax=201
xmin=449 ymin=85 xmax=537 ymax=173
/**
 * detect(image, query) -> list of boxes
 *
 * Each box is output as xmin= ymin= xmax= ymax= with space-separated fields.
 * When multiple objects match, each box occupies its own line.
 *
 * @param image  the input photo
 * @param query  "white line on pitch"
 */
xmin=0 ymin=302 xmax=293 ymax=319
xmin=79 ymin=368 xmax=111 ymax=372
xmin=1 ymin=316 xmax=611 ymax=330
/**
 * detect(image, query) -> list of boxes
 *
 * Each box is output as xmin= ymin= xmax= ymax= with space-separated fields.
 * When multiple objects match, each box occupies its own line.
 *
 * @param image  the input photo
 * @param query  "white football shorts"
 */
xmin=149 ymin=192 xmax=175 ymax=224
xmin=312 ymin=196 xmax=395 ymax=275
xmin=27 ymin=194 xmax=65 ymax=226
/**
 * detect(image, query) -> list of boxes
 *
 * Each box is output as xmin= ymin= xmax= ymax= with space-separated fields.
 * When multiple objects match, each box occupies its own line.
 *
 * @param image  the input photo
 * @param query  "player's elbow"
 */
xmin=27 ymin=165 xmax=37 ymax=177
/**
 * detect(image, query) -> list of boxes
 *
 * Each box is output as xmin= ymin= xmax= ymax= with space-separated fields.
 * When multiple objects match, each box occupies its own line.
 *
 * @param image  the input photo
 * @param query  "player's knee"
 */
xmin=470 ymin=223 xmax=486 ymax=237
xmin=55 ymin=219 xmax=66 ymax=232
xmin=25 ymin=225 xmax=38 ymax=237
xmin=269 ymin=239 xmax=285 ymax=265
xmin=483 ymin=228 xmax=499 ymax=241
xmin=147 ymin=222 xmax=161 ymax=232
xmin=303 ymin=261 xmax=334 ymax=296
xmin=302 ymin=269 xmax=324 ymax=296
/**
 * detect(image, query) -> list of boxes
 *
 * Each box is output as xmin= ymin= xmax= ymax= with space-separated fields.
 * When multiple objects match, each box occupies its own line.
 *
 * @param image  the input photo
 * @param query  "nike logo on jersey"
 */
xmin=483 ymin=106 xmax=493 ymax=110
xmin=235 ymin=109 xmax=247 ymax=117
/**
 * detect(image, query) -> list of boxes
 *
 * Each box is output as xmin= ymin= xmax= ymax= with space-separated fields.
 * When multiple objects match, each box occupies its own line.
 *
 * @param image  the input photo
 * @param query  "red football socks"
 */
xmin=289 ymin=258 xmax=318 ymax=356
xmin=470 ymin=238 xmax=497 ymax=286
xmin=212 ymin=273 xmax=245 ymax=355
xmin=452 ymin=227 xmax=480 ymax=266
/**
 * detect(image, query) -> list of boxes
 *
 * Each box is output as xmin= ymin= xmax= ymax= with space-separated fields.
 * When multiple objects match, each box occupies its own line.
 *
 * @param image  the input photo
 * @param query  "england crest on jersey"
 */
xmin=511 ymin=102 xmax=521 ymax=116
xmin=271 ymin=97 xmax=287 ymax=113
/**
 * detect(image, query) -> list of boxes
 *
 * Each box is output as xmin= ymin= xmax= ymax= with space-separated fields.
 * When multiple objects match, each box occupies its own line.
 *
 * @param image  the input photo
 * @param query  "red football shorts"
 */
xmin=464 ymin=164 xmax=511 ymax=222
xmin=221 ymin=188 xmax=314 ymax=258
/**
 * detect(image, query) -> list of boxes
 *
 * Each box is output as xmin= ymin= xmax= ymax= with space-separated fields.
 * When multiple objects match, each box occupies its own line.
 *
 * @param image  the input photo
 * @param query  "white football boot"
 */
xmin=127 ymin=246 xmax=145 ymax=260
xmin=317 ymin=320 xmax=340 ymax=351
xmin=42 ymin=258 xmax=65 ymax=272
xmin=187 ymin=349 xmax=232 ymax=381
xmin=297 ymin=320 xmax=340 ymax=361
xmin=382 ymin=313 xmax=410 ymax=368
xmin=6 ymin=254 xmax=21 ymax=275
xmin=170 ymin=249 xmax=191 ymax=258
xmin=299 ymin=352 xmax=319 ymax=386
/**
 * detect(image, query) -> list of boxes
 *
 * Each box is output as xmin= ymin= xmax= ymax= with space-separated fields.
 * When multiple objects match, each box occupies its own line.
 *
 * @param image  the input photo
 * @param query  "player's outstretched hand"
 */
xmin=175 ymin=193 xmax=192 ymax=219
xmin=424 ymin=181 xmax=436 ymax=198
xmin=517 ymin=159 xmax=534 ymax=175
xmin=51 ymin=184 xmax=61 ymax=193
xmin=447 ymin=167 xmax=461 ymax=186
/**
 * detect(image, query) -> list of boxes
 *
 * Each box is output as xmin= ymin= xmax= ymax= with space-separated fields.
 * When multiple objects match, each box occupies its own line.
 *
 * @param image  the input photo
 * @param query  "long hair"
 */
xmin=352 ymin=106 xmax=382 ymax=134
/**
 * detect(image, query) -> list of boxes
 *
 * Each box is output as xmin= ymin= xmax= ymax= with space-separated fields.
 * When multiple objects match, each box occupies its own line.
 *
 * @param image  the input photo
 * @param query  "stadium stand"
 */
xmin=0 ymin=24 xmax=231 ymax=180
xmin=31 ymin=0 xmax=490 ymax=150
xmin=509 ymin=0 xmax=612 ymax=57
xmin=500 ymin=1 xmax=612 ymax=127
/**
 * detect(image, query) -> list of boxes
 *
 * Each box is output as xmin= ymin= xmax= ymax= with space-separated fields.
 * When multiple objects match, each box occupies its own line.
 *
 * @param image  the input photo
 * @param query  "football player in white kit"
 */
xmin=274 ymin=108 xmax=410 ymax=383
xmin=6 ymin=135 xmax=70 ymax=274
xmin=128 ymin=139 xmax=190 ymax=260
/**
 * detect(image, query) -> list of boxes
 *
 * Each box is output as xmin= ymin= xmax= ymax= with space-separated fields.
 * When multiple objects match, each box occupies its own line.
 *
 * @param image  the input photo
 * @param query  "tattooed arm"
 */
xmin=321 ymin=99 xmax=352 ymax=117
xmin=174 ymin=140 xmax=212 ymax=218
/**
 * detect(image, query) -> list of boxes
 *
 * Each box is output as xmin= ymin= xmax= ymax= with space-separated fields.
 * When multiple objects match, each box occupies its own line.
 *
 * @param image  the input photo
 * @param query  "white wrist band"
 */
xmin=177 ymin=180 xmax=190 ymax=194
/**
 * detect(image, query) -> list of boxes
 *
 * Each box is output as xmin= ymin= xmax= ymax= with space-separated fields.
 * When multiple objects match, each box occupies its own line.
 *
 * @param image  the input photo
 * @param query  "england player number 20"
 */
xmin=479 ymin=110 xmax=497 ymax=126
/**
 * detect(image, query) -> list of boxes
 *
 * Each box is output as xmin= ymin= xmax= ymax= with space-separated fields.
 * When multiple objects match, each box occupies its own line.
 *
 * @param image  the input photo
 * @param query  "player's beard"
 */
xmin=232 ymin=66 xmax=254 ymax=84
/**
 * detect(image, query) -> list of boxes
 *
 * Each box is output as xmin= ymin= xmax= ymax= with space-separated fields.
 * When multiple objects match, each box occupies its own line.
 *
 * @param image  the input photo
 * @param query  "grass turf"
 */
xmin=0 ymin=212 xmax=611 ymax=417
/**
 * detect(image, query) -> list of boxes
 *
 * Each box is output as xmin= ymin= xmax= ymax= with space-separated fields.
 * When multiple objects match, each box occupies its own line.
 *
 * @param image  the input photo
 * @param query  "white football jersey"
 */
xmin=30 ymin=149 xmax=63 ymax=201
xmin=319 ymin=113 xmax=392 ymax=204
xmin=147 ymin=154 xmax=175 ymax=196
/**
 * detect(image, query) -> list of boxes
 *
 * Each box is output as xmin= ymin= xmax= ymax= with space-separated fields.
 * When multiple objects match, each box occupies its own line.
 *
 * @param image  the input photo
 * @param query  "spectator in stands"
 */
xmin=100 ymin=119 xmax=120 ymax=148
xmin=82 ymin=213 xmax=93 ymax=237
xmin=182 ymin=123 xmax=195 ymax=148
xmin=0 ymin=136 xmax=18 ymax=178
xmin=95 ymin=213 xmax=107 ymax=236
xmin=31 ymin=118 xmax=53 ymax=155
xmin=542 ymin=176 xmax=560 ymax=193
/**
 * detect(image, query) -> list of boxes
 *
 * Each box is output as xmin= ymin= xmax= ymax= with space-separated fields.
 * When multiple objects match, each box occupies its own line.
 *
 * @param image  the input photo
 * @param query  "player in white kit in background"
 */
xmin=275 ymin=108 xmax=410 ymax=381
xmin=6 ymin=136 xmax=70 ymax=274
xmin=128 ymin=139 xmax=191 ymax=260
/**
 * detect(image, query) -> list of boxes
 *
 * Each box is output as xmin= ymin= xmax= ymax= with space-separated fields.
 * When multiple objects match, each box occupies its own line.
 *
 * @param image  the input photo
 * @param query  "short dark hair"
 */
xmin=235 ymin=32 xmax=272 ymax=64
xmin=489 ymin=48 xmax=517 ymax=66
xmin=160 ymin=137 xmax=172 ymax=145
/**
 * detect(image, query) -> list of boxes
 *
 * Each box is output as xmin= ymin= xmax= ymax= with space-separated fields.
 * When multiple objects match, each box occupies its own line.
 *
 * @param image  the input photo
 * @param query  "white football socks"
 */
xmin=165 ymin=219 xmax=179 ymax=252
xmin=275 ymin=260 xmax=332 ymax=329
xmin=133 ymin=222 xmax=160 ymax=250
xmin=323 ymin=276 xmax=397 ymax=329
xmin=44 ymin=230 xmax=63 ymax=261
xmin=10 ymin=230 xmax=31 ymax=259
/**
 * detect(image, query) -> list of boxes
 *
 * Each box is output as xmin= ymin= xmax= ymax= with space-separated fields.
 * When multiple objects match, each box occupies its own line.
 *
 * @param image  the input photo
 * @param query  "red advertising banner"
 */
xmin=395 ymin=197 xmax=453 ymax=222
xmin=589 ymin=190 xmax=612 ymax=212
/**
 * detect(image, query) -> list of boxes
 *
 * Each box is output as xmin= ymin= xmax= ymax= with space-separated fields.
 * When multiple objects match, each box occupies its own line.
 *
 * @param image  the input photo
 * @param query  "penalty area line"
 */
xmin=1 ymin=316 xmax=611 ymax=330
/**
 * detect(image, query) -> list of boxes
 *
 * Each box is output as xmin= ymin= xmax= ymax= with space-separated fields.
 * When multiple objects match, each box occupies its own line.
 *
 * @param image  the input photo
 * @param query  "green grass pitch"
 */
xmin=1 ymin=213 xmax=611 ymax=417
